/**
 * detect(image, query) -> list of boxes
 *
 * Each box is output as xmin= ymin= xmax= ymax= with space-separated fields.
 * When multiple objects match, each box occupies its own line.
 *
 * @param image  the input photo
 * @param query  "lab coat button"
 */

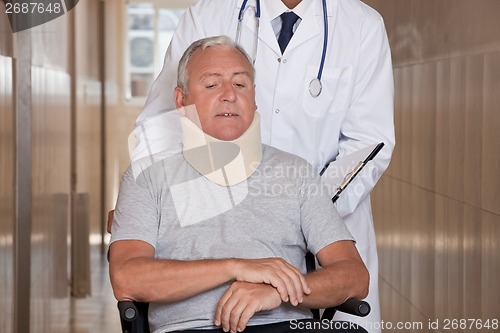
xmin=277 ymin=57 xmax=282 ymax=63
xmin=283 ymin=59 xmax=287 ymax=63
xmin=275 ymin=109 xmax=280 ymax=114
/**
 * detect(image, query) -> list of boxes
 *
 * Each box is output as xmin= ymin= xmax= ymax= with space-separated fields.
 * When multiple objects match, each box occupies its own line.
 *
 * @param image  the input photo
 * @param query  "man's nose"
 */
xmin=220 ymin=83 xmax=236 ymax=102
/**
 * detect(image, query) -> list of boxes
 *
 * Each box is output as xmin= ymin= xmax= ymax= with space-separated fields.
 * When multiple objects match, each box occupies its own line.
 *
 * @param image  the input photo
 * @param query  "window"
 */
xmin=125 ymin=1 xmax=194 ymax=101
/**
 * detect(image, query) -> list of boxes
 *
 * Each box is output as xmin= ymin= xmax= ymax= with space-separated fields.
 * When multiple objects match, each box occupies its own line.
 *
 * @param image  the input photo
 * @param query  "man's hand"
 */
xmin=232 ymin=258 xmax=310 ymax=306
xmin=215 ymin=281 xmax=281 ymax=333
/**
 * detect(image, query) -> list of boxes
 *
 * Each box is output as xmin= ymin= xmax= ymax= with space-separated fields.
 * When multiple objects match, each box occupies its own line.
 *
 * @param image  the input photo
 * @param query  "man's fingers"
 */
xmin=235 ymin=305 xmax=254 ymax=332
xmin=267 ymin=265 xmax=309 ymax=305
xmin=273 ymin=259 xmax=310 ymax=296
xmin=215 ymin=289 xmax=232 ymax=327
xmin=271 ymin=280 xmax=290 ymax=303
xmin=218 ymin=293 xmax=241 ymax=332
xmin=281 ymin=266 xmax=306 ymax=305
xmin=235 ymin=258 xmax=310 ymax=305
xmin=267 ymin=271 xmax=296 ymax=304
xmin=220 ymin=300 xmax=253 ymax=333
xmin=228 ymin=302 xmax=248 ymax=333
xmin=217 ymin=282 xmax=282 ymax=332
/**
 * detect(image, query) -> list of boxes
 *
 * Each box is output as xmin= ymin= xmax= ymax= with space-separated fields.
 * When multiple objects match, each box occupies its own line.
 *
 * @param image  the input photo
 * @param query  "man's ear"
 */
xmin=174 ymin=87 xmax=185 ymax=108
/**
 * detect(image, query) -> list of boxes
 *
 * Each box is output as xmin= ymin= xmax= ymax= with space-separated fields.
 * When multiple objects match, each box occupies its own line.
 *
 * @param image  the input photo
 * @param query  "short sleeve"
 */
xmin=110 ymin=166 xmax=162 ymax=249
xmin=299 ymin=163 xmax=354 ymax=255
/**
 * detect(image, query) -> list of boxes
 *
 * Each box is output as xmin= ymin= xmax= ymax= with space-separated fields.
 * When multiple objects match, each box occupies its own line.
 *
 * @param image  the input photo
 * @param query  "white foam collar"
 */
xmin=180 ymin=112 xmax=262 ymax=187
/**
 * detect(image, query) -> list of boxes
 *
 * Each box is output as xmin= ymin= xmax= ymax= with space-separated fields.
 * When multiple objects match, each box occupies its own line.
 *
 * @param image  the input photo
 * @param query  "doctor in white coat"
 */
xmin=133 ymin=0 xmax=394 ymax=332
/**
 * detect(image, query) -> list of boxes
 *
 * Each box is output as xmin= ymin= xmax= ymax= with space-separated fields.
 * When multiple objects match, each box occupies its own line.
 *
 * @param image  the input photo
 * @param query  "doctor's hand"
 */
xmin=215 ymin=281 xmax=281 ymax=333
xmin=231 ymin=258 xmax=310 ymax=306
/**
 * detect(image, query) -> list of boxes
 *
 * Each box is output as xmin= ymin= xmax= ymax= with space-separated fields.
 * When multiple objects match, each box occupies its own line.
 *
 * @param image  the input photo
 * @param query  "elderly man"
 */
xmin=109 ymin=36 xmax=368 ymax=333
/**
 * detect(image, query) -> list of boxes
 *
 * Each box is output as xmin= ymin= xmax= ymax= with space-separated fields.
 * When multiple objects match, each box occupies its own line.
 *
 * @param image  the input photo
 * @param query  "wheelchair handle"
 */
xmin=118 ymin=301 xmax=138 ymax=321
xmin=335 ymin=298 xmax=371 ymax=317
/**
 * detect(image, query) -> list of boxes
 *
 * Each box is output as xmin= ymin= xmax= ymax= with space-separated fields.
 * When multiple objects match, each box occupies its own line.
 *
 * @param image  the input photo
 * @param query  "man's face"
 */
xmin=175 ymin=46 xmax=257 ymax=141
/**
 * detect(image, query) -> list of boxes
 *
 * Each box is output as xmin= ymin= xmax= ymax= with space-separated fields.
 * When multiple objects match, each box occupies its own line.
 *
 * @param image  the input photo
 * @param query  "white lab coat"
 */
xmin=137 ymin=0 xmax=394 ymax=331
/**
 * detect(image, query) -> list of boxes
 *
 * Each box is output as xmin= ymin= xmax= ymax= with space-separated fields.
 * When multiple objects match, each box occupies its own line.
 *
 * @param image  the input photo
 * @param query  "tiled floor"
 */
xmin=67 ymin=246 xmax=122 ymax=333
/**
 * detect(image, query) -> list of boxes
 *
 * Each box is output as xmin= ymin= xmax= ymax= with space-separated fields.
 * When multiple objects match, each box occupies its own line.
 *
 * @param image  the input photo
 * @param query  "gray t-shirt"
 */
xmin=111 ymin=144 xmax=353 ymax=333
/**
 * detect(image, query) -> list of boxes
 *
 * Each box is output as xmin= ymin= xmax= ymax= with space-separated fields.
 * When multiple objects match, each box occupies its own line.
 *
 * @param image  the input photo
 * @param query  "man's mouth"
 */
xmin=217 ymin=113 xmax=238 ymax=117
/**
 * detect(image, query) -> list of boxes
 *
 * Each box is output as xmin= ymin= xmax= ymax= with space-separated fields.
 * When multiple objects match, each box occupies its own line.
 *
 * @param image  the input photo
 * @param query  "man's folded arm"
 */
xmin=212 ymin=240 xmax=368 ymax=332
xmin=109 ymin=240 xmax=237 ymax=303
xmin=109 ymin=239 xmax=311 ymax=305
xmin=301 ymin=240 xmax=369 ymax=309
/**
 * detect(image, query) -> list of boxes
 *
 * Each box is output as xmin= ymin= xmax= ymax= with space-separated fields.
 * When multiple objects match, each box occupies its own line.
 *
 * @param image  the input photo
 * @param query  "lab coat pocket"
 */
xmin=302 ymin=65 xmax=353 ymax=117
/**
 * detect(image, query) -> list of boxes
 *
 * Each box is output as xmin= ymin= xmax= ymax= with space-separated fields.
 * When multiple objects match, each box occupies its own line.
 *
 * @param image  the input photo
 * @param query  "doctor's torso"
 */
xmin=155 ymin=0 xmax=382 ymax=171
xmin=215 ymin=0 xmax=362 ymax=171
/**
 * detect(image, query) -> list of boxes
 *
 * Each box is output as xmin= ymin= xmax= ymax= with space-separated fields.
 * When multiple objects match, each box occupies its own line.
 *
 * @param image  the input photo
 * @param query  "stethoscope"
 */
xmin=236 ymin=0 xmax=329 ymax=98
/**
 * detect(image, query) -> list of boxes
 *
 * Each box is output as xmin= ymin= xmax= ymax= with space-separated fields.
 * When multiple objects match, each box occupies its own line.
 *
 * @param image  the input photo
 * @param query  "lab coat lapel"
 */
xmin=258 ymin=15 xmax=282 ymax=55
xmin=235 ymin=0 xmax=281 ymax=55
xmin=285 ymin=1 xmax=329 ymax=53
xmin=238 ymin=0 xmax=335 ymax=56
xmin=241 ymin=2 xmax=282 ymax=56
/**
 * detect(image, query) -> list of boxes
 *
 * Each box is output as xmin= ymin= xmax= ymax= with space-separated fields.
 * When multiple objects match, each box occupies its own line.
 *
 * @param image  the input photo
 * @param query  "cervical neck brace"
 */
xmin=180 ymin=112 xmax=262 ymax=187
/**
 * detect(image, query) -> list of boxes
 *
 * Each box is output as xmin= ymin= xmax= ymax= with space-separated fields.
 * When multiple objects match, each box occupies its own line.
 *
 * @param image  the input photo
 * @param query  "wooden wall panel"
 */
xmin=481 ymin=211 xmax=500 ymax=320
xmin=0 ymin=2 xmax=13 ymax=57
xmin=435 ymin=59 xmax=451 ymax=196
xmin=74 ymin=0 xmax=104 ymax=242
xmin=410 ymin=63 xmax=437 ymax=190
xmin=408 ymin=186 xmax=435 ymax=319
xmin=447 ymin=58 xmax=466 ymax=202
xmin=463 ymin=206 xmax=483 ymax=319
xmin=365 ymin=0 xmax=500 ymax=329
xmin=0 ymin=54 xmax=14 ymax=333
xmin=399 ymin=67 xmax=414 ymax=183
xmin=482 ymin=53 xmax=500 ymax=215
xmin=30 ymin=66 xmax=71 ymax=333
xmin=463 ymin=55 xmax=484 ymax=208
xmin=387 ymin=69 xmax=403 ymax=179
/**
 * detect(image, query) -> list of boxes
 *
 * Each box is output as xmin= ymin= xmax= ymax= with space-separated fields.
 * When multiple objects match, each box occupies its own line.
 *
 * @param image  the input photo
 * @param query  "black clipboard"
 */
xmin=321 ymin=143 xmax=384 ymax=203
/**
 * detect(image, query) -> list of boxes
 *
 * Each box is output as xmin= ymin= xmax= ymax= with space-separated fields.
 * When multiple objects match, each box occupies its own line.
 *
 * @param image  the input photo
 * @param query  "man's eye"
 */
xmin=205 ymin=83 xmax=217 ymax=89
xmin=234 ymin=83 xmax=246 ymax=88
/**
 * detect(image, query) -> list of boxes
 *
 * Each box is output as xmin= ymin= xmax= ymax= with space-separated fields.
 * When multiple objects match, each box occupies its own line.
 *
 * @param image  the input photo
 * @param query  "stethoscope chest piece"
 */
xmin=309 ymin=78 xmax=322 ymax=97
xmin=238 ymin=0 xmax=328 ymax=98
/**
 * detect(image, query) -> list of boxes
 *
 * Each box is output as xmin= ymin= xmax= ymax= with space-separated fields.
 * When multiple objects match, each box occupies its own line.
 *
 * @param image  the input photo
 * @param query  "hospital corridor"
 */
xmin=1 ymin=0 xmax=499 ymax=332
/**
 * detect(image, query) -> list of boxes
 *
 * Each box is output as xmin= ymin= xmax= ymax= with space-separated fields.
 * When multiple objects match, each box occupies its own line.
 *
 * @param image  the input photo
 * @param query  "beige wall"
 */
xmin=0 ymin=5 xmax=14 ymax=332
xmin=73 ymin=0 xmax=105 ymax=243
xmin=0 ymin=0 xmax=143 ymax=327
xmin=0 ymin=0 xmax=106 ymax=331
xmin=365 ymin=0 xmax=500 ymax=330
xmin=0 ymin=54 xmax=14 ymax=333
xmin=103 ymin=0 xmax=143 ymax=229
xmin=1 ymin=0 xmax=499 ymax=332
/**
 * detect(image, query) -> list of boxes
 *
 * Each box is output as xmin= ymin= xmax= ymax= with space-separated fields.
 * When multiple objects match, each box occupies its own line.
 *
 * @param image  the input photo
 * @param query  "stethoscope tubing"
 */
xmin=318 ymin=0 xmax=328 ymax=82
xmin=237 ymin=0 xmax=328 ymax=97
xmin=238 ymin=0 xmax=261 ymax=20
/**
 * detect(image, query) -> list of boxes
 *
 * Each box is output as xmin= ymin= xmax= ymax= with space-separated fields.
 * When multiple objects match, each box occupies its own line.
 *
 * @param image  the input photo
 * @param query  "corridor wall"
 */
xmin=366 ymin=0 xmax=500 ymax=330
xmin=0 ymin=0 xmax=105 ymax=331
xmin=0 ymin=10 xmax=14 ymax=333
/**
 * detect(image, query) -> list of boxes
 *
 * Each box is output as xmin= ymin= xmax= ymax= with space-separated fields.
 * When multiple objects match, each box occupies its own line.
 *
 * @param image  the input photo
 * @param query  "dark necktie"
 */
xmin=278 ymin=11 xmax=299 ymax=53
